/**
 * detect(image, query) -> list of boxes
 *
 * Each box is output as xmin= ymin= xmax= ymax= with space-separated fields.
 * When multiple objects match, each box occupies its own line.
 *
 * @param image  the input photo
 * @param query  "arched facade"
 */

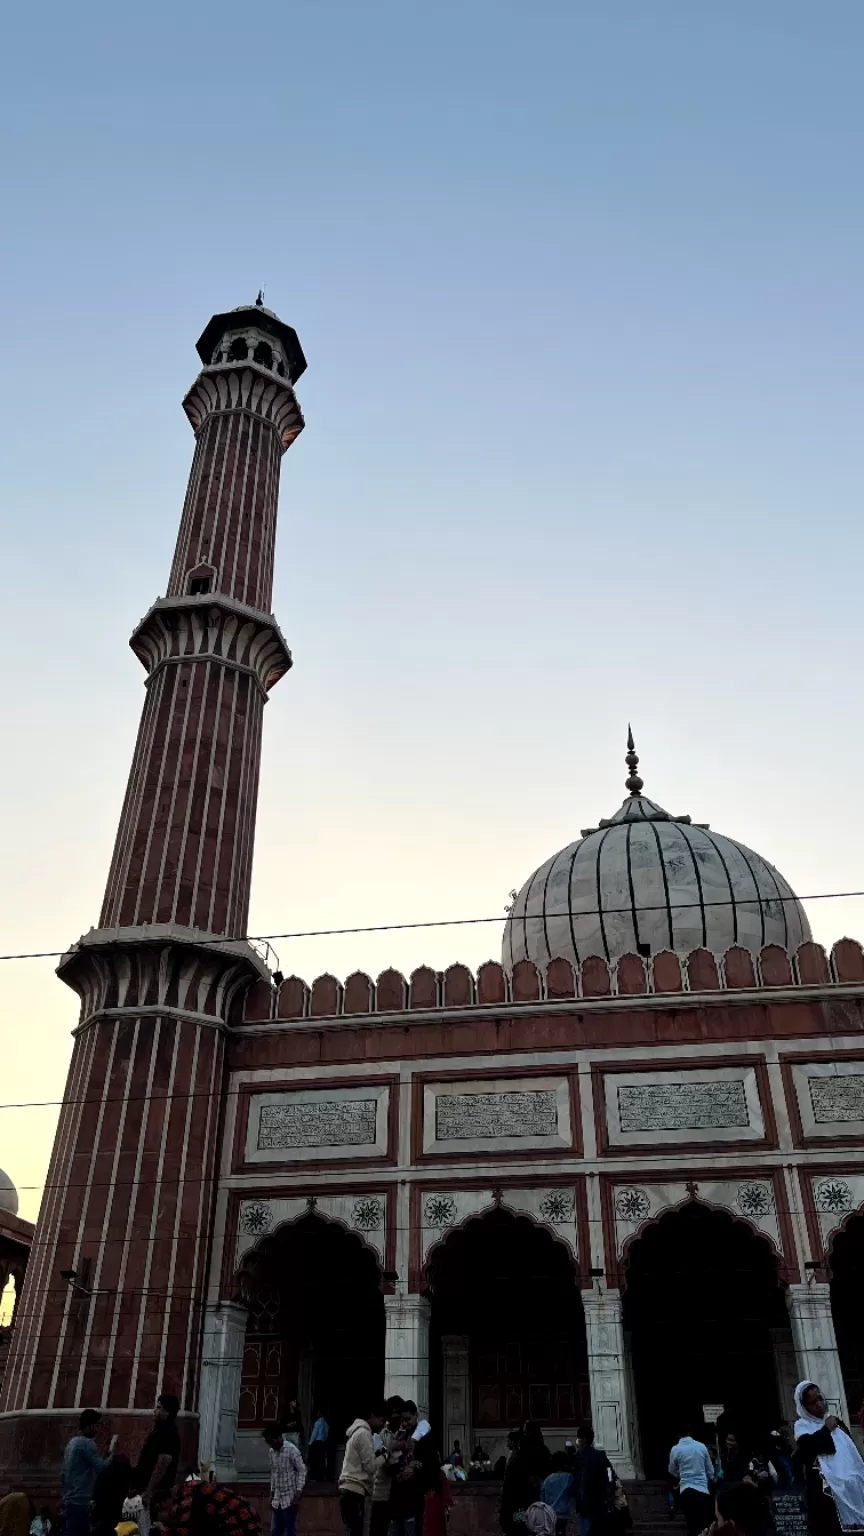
xmin=193 ymin=953 xmax=864 ymax=1486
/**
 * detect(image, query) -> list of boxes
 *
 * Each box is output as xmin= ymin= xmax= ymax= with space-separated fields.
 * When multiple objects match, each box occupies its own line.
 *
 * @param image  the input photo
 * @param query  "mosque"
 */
xmin=1 ymin=303 xmax=864 ymax=1509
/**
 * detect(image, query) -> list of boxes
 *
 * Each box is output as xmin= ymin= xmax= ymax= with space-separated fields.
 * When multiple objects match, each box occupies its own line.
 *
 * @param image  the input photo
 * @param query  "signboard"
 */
xmin=702 ymin=1404 xmax=724 ymax=1423
xmin=771 ymin=1491 xmax=807 ymax=1536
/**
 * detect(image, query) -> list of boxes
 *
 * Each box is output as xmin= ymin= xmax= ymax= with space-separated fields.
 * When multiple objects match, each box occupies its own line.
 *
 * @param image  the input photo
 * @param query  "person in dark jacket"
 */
xmin=500 ymin=1424 xmax=551 ymax=1536
xmin=573 ymin=1424 xmax=615 ymax=1536
xmin=793 ymin=1382 xmax=864 ymax=1536
xmin=722 ymin=1435 xmax=752 ymax=1488
xmin=91 ymin=1456 xmax=133 ymax=1536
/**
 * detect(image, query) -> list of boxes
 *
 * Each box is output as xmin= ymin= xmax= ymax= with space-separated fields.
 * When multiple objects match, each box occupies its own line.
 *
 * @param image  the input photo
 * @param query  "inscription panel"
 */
xmin=604 ymin=1065 xmax=765 ymax=1148
xmin=258 ymin=1100 xmax=377 ymax=1149
xmin=792 ymin=1061 xmax=864 ymax=1140
xmin=422 ymin=1076 xmax=573 ymax=1156
xmin=436 ymin=1090 xmax=558 ymax=1141
xmin=617 ymin=1081 xmax=749 ymax=1133
xmin=809 ymin=1077 xmax=864 ymax=1124
xmin=244 ymin=1083 xmax=390 ymax=1165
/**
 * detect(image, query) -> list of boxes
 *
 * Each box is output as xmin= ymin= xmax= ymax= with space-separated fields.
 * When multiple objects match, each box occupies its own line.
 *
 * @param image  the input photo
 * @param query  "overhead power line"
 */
xmin=1 ymin=884 xmax=864 ymax=963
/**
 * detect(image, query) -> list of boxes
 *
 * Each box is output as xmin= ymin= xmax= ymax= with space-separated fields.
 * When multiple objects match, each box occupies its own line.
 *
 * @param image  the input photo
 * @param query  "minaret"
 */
xmin=0 ymin=301 xmax=305 ymax=1481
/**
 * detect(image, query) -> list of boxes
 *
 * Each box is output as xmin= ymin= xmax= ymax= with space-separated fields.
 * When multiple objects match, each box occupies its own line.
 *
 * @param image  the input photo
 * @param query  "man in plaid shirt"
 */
xmin=263 ymin=1425 xmax=307 ymax=1536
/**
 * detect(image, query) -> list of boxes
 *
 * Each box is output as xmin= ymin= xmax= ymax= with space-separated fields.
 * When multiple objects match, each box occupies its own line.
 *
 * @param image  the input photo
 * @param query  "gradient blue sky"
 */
xmin=2 ymin=1 xmax=864 ymax=1223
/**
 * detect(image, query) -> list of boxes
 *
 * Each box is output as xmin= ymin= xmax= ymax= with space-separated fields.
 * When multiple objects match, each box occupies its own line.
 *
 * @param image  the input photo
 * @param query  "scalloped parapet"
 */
xmin=248 ymin=939 xmax=864 ymax=1023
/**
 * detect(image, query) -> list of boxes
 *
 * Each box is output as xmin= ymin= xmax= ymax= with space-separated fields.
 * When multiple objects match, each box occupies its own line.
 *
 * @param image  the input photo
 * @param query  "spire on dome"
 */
xmin=624 ymin=724 xmax=643 ymax=797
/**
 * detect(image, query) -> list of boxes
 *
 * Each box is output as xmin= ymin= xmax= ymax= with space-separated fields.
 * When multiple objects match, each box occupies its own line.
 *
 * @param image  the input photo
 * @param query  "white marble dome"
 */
xmin=0 ymin=1167 xmax=18 ymax=1216
xmin=503 ymin=734 xmax=811 ymax=971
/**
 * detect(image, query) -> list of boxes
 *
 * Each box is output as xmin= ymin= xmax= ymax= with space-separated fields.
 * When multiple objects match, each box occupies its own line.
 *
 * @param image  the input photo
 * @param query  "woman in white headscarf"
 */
xmin=793 ymin=1381 xmax=864 ymax=1536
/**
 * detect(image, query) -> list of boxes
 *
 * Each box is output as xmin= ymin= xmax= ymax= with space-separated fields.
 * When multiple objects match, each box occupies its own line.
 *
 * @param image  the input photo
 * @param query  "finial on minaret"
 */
xmin=625 ymin=724 xmax=644 ymax=796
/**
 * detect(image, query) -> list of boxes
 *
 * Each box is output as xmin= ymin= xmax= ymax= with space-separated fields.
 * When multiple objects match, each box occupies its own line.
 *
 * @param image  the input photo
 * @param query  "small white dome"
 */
xmin=0 ymin=1167 xmax=18 ymax=1216
xmin=504 ymin=734 xmax=811 ymax=971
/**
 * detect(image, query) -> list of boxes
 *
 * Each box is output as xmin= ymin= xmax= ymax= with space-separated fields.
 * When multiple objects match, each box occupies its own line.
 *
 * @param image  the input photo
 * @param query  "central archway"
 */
xmin=427 ymin=1209 xmax=588 ymax=1460
xmin=237 ymin=1213 xmax=384 ymax=1473
xmin=622 ymin=1203 xmax=788 ymax=1476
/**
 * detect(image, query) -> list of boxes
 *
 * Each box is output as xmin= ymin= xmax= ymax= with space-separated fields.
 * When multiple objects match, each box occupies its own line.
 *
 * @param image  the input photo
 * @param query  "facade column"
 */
xmin=441 ymin=1334 xmax=470 ymax=1463
xmin=786 ymin=1283 xmax=850 ymax=1420
xmin=582 ymin=1288 xmax=641 ymax=1479
xmin=197 ymin=1302 xmax=248 ymax=1481
xmin=770 ymin=1326 xmax=800 ymax=1424
xmin=384 ymin=1294 xmax=431 ymax=1418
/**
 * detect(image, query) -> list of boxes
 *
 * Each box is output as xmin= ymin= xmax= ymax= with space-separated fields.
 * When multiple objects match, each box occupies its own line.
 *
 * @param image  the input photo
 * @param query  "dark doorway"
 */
xmin=428 ymin=1209 xmax=589 ymax=1434
xmin=830 ymin=1213 xmax=864 ymax=1422
xmin=238 ymin=1214 xmax=384 ymax=1445
xmin=623 ymin=1203 xmax=787 ymax=1475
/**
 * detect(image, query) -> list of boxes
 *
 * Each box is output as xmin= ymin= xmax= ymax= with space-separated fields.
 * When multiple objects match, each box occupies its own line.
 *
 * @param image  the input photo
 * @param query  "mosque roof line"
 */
xmin=238 ymin=934 xmax=864 ymax=1027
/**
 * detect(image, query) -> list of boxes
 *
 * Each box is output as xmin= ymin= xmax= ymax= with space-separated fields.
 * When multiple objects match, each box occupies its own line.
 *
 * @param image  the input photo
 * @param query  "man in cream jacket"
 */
xmin=339 ymin=1408 xmax=387 ymax=1536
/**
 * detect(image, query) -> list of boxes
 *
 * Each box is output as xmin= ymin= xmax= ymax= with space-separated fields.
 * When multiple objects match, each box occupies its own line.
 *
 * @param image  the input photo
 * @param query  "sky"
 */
xmin=1 ymin=0 xmax=863 ymax=1227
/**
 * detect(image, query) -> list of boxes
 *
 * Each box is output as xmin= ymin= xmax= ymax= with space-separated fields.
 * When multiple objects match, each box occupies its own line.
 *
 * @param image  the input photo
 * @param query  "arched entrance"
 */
xmin=622 ymin=1203 xmax=788 ymax=1475
xmin=237 ymin=1214 xmax=384 ymax=1462
xmin=427 ymin=1209 xmax=588 ymax=1461
xmin=830 ymin=1212 xmax=864 ymax=1422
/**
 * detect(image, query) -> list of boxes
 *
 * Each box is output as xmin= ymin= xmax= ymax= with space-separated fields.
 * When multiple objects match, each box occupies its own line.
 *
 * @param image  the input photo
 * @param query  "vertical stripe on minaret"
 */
xmin=0 ymin=306 xmax=305 ymax=1485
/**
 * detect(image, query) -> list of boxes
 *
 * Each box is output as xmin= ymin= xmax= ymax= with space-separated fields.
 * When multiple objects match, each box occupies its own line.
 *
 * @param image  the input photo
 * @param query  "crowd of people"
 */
xmin=666 ymin=1382 xmax=864 ymax=1536
xmin=3 ymin=1378 xmax=864 ymax=1536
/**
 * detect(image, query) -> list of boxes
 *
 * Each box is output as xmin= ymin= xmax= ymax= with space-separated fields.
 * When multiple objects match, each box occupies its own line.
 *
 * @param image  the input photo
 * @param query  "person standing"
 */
xmin=541 ymin=1452 xmax=576 ymax=1536
xmin=133 ymin=1394 xmax=181 ymax=1536
xmin=370 ymin=1397 xmax=405 ymax=1536
xmin=338 ymin=1408 xmax=386 ymax=1536
xmin=308 ymin=1410 xmax=330 ymax=1483
xmin=263 ymin=1425 xmax=307 ymax=1536
xmin=793 ymin=1382 xmax=864 ymax=1536
xmin=283 ymin=1401 xmax=304 ymax=1455
xmin=0 ymin=1495 xmax=33 ymax=1536
xmin=669 ymin=1425 xmax=714 ymax=1536
xmin=573 ymin=1424 xmax=614 ymax=1536
xmin=61 ymin=1411 xmax=116 ymax=1536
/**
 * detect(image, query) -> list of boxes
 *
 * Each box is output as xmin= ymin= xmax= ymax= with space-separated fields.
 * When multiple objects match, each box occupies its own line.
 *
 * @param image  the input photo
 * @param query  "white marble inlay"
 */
xmin=809 ymin=1077 xmax=864 ymax=1123
xmin=792 ymin=1060 xmax=864 ymax=1140
xmin=604 ymin=1066 xmax=764 ymax=1147
xmin=617 ymin=1080 xmax=749 ymax=1132
xmin=258 ymin=1099 xmax=377 ymax=1148
xmin=245 ymin=1084 xmax=390 ymax=1164
xmin=435 ymin=1090 xmax=557 ymax=1141
xmin=422 ymin=1077 xmax=572 ymax=1155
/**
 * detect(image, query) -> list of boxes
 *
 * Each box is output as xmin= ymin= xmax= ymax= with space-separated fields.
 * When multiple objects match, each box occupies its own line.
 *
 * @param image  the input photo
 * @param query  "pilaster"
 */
xmin=786 ymin=1282 xmax=849 ymax=1420
xmin=384 ymin=1294 xmax=431 ymax=1418
xmin=198 ymin=1301 xmax=249 ymax=1480
xmin=582 ymin=1287 xmax=641 ymax=1479
xmin=442 ymin=1334 xmax=471 ymax=1463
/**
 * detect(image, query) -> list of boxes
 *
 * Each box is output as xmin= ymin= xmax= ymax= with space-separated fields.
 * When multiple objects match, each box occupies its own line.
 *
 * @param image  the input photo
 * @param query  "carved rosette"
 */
xmin=130 ymin=596 xmax=292 ymax=697
xmin=183 ymin=365 xmax=304 ymax=451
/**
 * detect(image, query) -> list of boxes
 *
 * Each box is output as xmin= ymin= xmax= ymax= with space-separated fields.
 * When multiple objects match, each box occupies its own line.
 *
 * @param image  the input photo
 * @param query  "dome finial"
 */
xmin=625 ymin=724 xmax=643 ymax=796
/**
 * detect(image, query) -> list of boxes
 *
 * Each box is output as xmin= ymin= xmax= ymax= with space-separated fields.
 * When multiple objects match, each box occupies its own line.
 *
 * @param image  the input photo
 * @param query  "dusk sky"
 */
xmin=2 ymin=0 xmax=864 ymax=1226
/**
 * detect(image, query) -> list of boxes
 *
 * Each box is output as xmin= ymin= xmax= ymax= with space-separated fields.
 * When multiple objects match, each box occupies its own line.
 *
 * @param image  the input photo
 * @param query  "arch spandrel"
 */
xmin=419 ymin=1186 xmax=580 ymax=1275
xmin=808 ymin=1172 xmax=864 ymax=1253
xmin=234 ymin=1193 xmax=388 ymax=1281
xmin=610 ymin=1176 xmax=788 ymax=1284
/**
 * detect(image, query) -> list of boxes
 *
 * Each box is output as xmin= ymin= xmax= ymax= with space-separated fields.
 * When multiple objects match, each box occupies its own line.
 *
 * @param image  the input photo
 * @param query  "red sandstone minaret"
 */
xmin=0 ymin=300 xmax=305 ymax=1481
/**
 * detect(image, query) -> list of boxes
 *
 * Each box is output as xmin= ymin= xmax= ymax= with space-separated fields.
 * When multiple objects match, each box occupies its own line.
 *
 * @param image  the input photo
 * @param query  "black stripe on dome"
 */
xmin=540 ymin=852 xmax=557 ymax=962
xmin=753 ymin=846 xmax=789 ymax=949
xmin=675 ymin=821 xmax=708 ymax=948
xmin=730 ymin=839 xmax=767 ymax=948
xmin=565 ymin=839 xmax=589 ymax=965
xmin=593 ymin=826 xmax=614 ymax=962
xmin=694 ymin=826 xmax=739 ymax=945
xmin=625 ymin=822 xmax=642 ymax=954
xmin=646 ymin=818 xmax=674 ymax=950
xmin=519 ymin=863 xmax=544 ymax=964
